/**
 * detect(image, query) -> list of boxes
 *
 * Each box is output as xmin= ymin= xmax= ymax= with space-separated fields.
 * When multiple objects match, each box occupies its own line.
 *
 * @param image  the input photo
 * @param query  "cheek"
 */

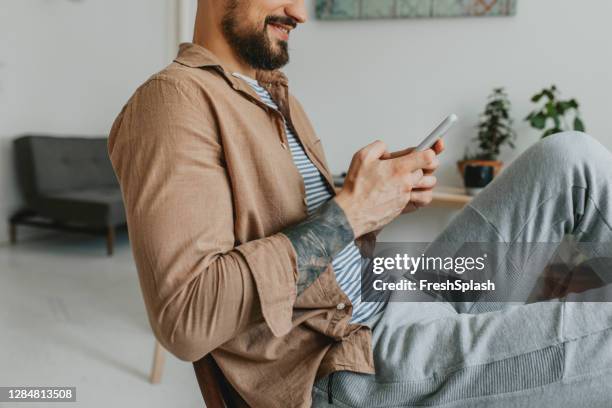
xmin=249 ymin=0 xmax=291 ymax=32
xmin=257 ymin=0 xmax=291 ymax=19
xmin=260 ymin=0 xmax=288 ymax=10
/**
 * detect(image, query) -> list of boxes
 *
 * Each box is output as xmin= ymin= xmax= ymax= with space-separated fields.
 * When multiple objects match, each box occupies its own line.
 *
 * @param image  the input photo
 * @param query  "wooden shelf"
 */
xmin=431 ymin=186 xmax=472 ymax=208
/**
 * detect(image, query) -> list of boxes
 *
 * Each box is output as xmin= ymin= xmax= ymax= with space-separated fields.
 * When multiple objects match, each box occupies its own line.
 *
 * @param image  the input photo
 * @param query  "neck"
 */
xmin=192 ymin=4 xmax=257 ymax=78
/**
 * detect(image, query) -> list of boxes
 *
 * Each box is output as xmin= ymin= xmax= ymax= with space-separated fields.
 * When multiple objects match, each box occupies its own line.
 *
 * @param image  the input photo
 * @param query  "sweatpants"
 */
xmin=313 ymin=132 xmax=612 ymax=407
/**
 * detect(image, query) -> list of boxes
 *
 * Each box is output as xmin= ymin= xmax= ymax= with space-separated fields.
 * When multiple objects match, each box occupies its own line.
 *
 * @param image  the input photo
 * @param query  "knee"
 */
xmin=529 ymin=131 xmax=601 ymax=165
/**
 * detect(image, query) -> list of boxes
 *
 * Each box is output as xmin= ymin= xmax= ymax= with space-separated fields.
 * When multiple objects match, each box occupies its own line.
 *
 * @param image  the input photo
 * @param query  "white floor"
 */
xmin=0 ymin=231 xmax=203 ymax=408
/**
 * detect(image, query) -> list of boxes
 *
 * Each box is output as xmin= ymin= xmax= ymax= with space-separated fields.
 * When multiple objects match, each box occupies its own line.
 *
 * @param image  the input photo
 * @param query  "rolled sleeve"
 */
xmin=237 ymin=233 xmax=297 ymax=337
xmin=108 ymin=75 xmax=297 ymax=361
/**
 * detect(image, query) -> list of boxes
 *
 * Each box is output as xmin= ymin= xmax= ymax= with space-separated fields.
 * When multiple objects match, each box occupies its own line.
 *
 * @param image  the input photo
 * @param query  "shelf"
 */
xmin=431 ymin=186 xmax=472 ymax=208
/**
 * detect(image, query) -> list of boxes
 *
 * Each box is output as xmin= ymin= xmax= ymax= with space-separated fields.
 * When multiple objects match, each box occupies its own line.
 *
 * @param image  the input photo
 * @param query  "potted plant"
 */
xmin=458 ymin=87 xmax=516 ymax=178
xmin=525 ymin=85 xmax=585 ymax=138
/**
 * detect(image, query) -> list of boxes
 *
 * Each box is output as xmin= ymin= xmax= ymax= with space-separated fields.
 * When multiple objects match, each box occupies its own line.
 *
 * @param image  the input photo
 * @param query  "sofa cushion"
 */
xmin=30 ymin=187 xmax=126 ymax=227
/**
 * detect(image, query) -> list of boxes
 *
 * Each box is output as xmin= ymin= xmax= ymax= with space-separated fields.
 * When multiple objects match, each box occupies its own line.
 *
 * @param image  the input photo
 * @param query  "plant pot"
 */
xmin=457 ymin=160 xmax=503 ymax=196
xmin=457 ymin=160 xmax=503 ymax=178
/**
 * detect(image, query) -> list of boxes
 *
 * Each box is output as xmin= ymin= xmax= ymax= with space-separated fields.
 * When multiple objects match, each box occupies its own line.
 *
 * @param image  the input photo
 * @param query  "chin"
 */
xmin=268 ymin=34 xmax=288 ymax=47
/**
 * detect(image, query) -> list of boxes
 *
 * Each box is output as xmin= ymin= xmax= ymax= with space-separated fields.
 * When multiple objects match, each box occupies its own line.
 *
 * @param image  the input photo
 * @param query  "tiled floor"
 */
xmin=0 ymin=231 xmax=202 ymax=407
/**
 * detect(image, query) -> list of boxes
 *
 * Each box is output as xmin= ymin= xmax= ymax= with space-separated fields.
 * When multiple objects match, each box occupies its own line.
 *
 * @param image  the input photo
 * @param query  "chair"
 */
xmin=149 ymin=341 xmax=166 ymax=384
xmin=10 ymin=135 xmax=126 ymax=255
xmin=149 ymin=341 xmax=248 ymax=408
xmin=193 ymin=354 xmax=250 ymax=408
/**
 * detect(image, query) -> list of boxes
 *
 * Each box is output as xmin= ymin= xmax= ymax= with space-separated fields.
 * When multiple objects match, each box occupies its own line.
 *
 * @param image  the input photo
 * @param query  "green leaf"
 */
xmin=574 ymin=117 xmax=585 ymax=132
xmin=543 ymin=89 xmax=555 ymax=100
xmin=531 ymin=113 xmax=547 ymax=130
xmin=531 ymin=92 xmax=544 ymax=103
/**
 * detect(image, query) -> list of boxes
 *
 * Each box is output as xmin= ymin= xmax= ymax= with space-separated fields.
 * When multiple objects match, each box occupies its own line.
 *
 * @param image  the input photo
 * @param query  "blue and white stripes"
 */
xmin=233 ymin=72 xmax=383 ymax=323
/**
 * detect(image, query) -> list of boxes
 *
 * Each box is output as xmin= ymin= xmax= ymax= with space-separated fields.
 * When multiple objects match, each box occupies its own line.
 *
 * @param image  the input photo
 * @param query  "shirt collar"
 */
xmin=173 ymin=42 xmax=289 ymax=87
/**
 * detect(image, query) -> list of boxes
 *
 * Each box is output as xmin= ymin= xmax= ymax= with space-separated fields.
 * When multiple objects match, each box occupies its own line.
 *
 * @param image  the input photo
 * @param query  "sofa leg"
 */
xmin=106 ymin=226 xmax=115 ymax=256
xmin=9 ymin=223 xmax=17 ymax=245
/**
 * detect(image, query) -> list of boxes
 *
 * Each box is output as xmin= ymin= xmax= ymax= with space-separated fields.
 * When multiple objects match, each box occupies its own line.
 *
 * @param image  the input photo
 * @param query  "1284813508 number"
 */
xmin=1 ymin=387 xmax=76 ymax=402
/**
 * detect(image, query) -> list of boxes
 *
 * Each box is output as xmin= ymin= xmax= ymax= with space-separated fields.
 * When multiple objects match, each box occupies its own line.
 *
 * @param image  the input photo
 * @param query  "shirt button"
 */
xmin=336 ymin=303 xmax=346 ymax=310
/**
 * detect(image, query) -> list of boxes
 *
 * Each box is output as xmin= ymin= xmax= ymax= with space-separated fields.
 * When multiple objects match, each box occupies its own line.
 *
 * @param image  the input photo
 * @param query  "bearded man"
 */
xmin=109 ymin=1 xmax=612 ymax=407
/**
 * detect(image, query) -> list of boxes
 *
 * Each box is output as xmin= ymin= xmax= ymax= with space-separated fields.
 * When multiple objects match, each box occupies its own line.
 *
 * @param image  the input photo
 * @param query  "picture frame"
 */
xmin=316 ymin=0 xmax=518 ymax=20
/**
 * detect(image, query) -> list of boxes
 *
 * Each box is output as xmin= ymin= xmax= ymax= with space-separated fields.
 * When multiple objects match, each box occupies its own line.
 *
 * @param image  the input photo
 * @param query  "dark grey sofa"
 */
xmin=9 ymin=135 xmax=126 ymax=255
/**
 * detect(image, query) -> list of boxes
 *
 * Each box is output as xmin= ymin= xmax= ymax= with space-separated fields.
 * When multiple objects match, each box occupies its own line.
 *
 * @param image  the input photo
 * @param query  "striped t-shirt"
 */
xmin=233 ymin=72 xmax=383 ymax=323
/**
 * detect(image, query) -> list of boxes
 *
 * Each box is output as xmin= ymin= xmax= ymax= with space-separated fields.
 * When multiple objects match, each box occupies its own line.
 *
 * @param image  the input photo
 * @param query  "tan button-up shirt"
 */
xmin=108 ymin=43 xmax=376 ymax=407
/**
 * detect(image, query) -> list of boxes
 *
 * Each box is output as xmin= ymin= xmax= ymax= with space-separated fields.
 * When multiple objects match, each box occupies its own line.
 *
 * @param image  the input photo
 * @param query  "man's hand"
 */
xmin=382 ymin=139 xmax=445 ymax=213
xmin=334 ymin=140 xmax=438 ymax=238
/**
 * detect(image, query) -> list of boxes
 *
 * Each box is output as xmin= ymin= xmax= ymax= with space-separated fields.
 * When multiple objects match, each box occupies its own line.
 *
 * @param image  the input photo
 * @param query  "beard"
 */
xmin=221 ymin=0 xmax=294 ymax=71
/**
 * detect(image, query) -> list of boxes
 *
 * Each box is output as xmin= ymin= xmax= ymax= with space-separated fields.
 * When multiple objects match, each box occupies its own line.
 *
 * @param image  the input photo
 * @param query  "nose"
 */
xmin=285 ymin=0 xmax=307 ymax=24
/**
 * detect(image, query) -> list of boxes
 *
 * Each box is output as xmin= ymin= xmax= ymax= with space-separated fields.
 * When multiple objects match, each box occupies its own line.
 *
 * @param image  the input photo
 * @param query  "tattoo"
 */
xmin=282 ymin=199 xmax=355 ymax=295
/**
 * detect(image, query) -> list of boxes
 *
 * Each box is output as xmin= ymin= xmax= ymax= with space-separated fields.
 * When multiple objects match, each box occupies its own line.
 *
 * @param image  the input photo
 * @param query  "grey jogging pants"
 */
xmin=313 ymin=132 xmax=612 ymax=407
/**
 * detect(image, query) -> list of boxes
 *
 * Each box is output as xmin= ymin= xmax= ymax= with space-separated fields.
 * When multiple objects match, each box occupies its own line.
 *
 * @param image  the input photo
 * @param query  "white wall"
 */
xmin=178 ymin=0 xmax=612 ymax=241
xmin=1 ymin=0 xmax=611 ymax=244
xmin=0 ymin=0 xmax=174 ymax=243
xmin=282 ymin=0 xmax=612 ymax=241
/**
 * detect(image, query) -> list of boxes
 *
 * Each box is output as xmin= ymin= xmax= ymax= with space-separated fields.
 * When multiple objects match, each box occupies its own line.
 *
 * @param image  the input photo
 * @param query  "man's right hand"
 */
xmin=334 ymin=140 xmax=437 ymax=238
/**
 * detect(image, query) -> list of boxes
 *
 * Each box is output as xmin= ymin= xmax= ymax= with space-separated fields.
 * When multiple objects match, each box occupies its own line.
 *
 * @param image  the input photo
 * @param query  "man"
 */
xmin=108 ymin=0 xmax=612 ymax=406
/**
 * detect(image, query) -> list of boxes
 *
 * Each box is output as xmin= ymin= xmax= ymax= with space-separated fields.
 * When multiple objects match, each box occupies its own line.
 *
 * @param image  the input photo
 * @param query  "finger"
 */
xmin=359 ymin=140 xmax=388 ymax=162
xmin=410 ymin=190 xmax=434 ymax=208
xmin=397 ymin=149 xmax=436 ymax=173
xmin=389 ymin=139 xmax=444 ymax=161
xmin=383 ymin=147 xmax=414 ymax=160
xmin=402 ymin=168 xmax=424 ymax=191
xmin=422 ymin=156 xmax=440 ymax=172
xmin=421 ymin=154 xmax=440 ymax=175
xmin=432 ymin=139 xmax=445 ymax=155
xmin=423 ymin=163 xmax=439 ymax=175
xmin=402 ymin=202 xmax=419 ymax=214
xmin=415 ymin=175 xmax=437 ymax=190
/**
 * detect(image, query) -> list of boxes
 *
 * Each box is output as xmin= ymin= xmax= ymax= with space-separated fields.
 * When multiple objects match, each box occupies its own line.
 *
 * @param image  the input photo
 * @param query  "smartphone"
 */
xmin=415 ymin=114 xmax=458 ymax=152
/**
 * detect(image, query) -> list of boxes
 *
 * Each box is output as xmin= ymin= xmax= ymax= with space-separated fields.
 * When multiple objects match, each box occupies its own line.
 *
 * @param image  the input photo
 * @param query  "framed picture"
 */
xmin=316 ymin=0 xmax=518 ymax=20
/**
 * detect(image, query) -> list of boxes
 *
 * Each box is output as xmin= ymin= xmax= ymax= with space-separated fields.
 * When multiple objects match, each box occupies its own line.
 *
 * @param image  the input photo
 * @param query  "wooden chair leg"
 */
xmin=106 ymin=225 xmax=115 ymax=256
xmin=150 ymin=341 xmax=166 ymax=384
xmin=9 ymin=223 xmax=17 ymax=245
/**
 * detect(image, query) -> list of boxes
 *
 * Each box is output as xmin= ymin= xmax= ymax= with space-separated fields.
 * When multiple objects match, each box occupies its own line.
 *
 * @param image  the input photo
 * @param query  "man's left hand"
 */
xmin=382 ymin=139 xmax=445 ymax=213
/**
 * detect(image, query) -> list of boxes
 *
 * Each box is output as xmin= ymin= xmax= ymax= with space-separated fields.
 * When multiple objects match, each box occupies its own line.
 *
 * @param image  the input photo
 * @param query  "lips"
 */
xmin=268 ymin=22 xmax=291 ymax=41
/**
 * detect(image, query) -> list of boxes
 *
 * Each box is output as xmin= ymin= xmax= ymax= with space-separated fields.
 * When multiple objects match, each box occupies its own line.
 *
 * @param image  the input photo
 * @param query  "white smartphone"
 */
xmin=415 ymin=114 xmax=458 ymax=152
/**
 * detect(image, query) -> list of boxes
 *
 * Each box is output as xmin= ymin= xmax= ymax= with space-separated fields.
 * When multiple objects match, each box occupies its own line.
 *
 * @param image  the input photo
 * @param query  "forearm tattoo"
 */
xmin=282 ymin=199 xmax=355 ymax=295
